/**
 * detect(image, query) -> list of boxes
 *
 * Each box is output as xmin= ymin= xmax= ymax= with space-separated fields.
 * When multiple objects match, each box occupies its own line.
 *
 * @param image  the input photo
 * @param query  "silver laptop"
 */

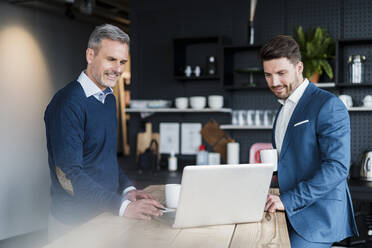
xmin=166 ymin=163 xmax=274 ymax=228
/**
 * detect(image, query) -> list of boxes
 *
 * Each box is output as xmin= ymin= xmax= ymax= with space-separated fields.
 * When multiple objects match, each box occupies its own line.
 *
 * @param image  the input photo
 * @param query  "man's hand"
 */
xmin=124 ymin=199 xmax=165 ymax=220
xmin=126 ymin=189 xmax=156 ymax=202
xmin=265 ymin=194 xmax=285 ymax=213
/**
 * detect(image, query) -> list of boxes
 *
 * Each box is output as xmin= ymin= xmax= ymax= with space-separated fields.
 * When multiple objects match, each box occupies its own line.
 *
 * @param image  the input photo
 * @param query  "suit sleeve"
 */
xmin=49 ymin=100 xmax=123 ymax=214
xmin=280 ymin=96 xmax=350 ymax=217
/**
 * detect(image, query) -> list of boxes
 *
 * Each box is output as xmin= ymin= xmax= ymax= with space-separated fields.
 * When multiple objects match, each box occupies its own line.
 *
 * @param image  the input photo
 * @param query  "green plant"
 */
xmin=293 ymin=26 xmax=335 ymax=79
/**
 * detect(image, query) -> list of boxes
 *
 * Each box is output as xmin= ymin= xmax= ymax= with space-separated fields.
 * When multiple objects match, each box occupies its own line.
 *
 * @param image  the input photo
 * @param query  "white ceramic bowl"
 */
xmin=363 ymin=95 xmax=372 ymax=107
xmin=208 ymin=95 xmax=224 ymax=109
xmin=175 ymin=97 xmax=188 ymax=109
xmin=130 ymin=100 xmax=148 ymax=109
xmin=339 ymin=95 xmax=353 ymax=108
xmin=147 ymin=100 xmax=171 ymax=108
xmin=190 ymin=96 xmax=206 ymax=109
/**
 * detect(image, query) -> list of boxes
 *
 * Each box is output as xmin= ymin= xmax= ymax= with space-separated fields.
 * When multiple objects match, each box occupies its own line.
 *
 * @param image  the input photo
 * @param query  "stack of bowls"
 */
xmin=190 ymin=96 xmax=206 ymax=109
xmin=175 ymin=97 xmax=188 ymax=109
xmin=208 ymin=95 xmax=224 ymax=109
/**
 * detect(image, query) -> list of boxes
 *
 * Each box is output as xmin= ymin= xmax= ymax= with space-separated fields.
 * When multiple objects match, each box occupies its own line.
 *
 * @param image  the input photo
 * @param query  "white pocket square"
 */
xmin=294 ymin=120 xmax=309 ymax=127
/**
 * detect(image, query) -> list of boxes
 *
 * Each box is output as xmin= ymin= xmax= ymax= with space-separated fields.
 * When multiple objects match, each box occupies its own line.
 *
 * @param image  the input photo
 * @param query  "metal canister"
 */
xmin=348 ymin=55 xmax=366 ymax=84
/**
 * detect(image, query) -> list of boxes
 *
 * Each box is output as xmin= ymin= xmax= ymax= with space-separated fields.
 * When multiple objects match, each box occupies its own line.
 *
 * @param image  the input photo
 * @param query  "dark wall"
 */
xmin=0 ymin=1 xmax=98 ymax=240
xmin=128 ymin=0 xmax=372 ymax=166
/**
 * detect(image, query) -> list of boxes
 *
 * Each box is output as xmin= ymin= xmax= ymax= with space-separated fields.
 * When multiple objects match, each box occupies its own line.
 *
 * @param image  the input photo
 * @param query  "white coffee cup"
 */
xmin=175 ymin=97 xmax=188 ymax=109
xmin=165 ymin=184 xmax=181 ymax=209
xmin=260 ymin=149 xmax=278 ymax=171
xmin=339 ymin=95 xmax=353 ymax=108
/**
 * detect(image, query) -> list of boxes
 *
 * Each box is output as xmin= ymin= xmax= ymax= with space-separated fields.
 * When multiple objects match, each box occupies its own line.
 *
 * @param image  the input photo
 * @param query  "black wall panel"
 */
xmin=129 ymin=0 xmax=372 ymax=166
xmin=285 ymin=0 xmax=341 ymax=38
xmin=344 ymin=0 xmax=372 ymax=39
xmin=254 ymin=0 xmax=286 ymax=44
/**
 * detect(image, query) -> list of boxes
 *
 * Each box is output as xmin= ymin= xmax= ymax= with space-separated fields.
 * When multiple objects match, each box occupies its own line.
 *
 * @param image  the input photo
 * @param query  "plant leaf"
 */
xmin=319 ymin=60 xmax=333 ymax=79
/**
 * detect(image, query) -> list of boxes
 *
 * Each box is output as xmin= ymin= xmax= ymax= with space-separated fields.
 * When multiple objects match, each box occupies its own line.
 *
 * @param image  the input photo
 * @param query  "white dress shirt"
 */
xmin=77 ymin=71 xmax=113 ymax=103
xmin=77 ymin=71 xmax=136 ymax=216
xmin=275 ymin=79 xmax=309 ymax=155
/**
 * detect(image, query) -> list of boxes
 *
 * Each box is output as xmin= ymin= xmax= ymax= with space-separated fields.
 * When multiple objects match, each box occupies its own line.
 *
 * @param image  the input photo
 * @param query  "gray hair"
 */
xmin=88 ymin=24 xmax=130 ymax=53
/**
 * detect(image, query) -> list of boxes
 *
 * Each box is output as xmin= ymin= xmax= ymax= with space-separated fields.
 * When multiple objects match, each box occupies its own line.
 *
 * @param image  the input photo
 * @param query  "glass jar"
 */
xmin=348 ymin=55 xmax=366 ymax=84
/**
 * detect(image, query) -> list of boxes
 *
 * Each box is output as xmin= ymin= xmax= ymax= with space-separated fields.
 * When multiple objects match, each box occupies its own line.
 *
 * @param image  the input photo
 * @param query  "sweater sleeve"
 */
xmin=118 ymin=167 xmax=133 ymax=191
xmin=49 ymin=100 xmax=123 ymax=214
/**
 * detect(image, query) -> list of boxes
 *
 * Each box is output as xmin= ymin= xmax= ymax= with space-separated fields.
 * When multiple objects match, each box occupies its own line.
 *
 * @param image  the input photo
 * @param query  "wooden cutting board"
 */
xmin=201 ymin=119 xmax=235 ymax=162
xmin=136 ymin=122 xmax=160 ymax=160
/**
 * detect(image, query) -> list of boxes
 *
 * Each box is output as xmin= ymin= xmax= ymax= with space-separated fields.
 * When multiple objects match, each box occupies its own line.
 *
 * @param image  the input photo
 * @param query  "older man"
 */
xmin=44 ymin=24 xmax=163 ymax=240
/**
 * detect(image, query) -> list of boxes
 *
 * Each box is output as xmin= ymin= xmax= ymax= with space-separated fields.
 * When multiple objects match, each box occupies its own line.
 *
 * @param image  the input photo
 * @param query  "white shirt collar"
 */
xmin=77 ymin=71 xmax=112 ymax=98
xmin=277 ymin=78 xmax=309 ymax=105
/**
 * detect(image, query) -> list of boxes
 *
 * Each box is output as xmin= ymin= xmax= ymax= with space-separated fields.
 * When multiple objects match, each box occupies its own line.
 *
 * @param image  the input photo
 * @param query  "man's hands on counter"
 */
xmin=124 ymin=190 xmax=164 ymax=220
xmin=265 ymin=194 xmax=285 ymax=213
xmin=124 ymin=199 xmax=164 ymax=220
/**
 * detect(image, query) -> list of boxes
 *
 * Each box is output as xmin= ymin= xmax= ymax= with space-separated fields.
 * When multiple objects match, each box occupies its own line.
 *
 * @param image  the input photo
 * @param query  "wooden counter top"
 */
xmin=43 ymin=185 xmax=290 ymax=248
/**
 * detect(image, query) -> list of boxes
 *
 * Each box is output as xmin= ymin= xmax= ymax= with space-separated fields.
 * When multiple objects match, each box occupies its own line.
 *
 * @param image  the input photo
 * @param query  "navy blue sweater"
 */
xmin=44 ymin=81 xmax=132 ymax=224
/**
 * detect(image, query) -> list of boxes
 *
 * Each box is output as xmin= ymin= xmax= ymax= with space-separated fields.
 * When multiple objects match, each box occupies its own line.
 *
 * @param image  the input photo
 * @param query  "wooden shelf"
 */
xmin=336 ymin=83 xmax=372 ymax=88
xmin=127 ymin=108 xmax=232 ymax=113
xmin=338 ymin=38 xmax=372 ymax=45
xmin=220 ymin=125 xmax=273 ymax=130
xmin=316 ymin=82 xmax=336 ymax=88
xmin=348 ymin=107 xmax=372 ymax=111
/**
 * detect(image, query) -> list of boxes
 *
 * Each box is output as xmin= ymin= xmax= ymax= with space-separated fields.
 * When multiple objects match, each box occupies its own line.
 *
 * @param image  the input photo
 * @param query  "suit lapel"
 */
xmin=279 ymin=83 xmax=317 ymax=160
xmin=272 ymin=105 xmax=282 ymax=149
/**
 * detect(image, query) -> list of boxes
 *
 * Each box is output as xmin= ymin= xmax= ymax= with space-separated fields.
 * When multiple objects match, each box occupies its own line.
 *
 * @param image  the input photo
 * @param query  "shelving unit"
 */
xmin=170 ymin=37 xmax=372 ymax=90
xmin=222 ymin=44 xmax=265 ymax=89
xmin=337 ymin=83 xmax=372 ymax=88
xmin=126 ymin=108 xmax=232 ymax=113
xmin=173 ymin=36 xmax=228 ymax=81
xmin=348 ymin=107 xmax=372 ymax=112
xmin=336 ymin=39 xmax=372 ymax=85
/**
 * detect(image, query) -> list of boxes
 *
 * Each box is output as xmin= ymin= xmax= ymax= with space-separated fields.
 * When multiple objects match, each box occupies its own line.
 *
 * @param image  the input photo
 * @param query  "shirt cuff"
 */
xmin=122 ymin=186 xmax=136 ymax=196
xmin=119 ymin=199 xmax=131 ymax=217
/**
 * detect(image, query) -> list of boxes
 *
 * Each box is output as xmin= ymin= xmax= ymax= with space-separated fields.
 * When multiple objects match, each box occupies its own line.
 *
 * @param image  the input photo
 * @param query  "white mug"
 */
xmin=260 ymin=149 xmax=278 ymax=171
xmin=165 ymin=184 xmax=181 ymax=209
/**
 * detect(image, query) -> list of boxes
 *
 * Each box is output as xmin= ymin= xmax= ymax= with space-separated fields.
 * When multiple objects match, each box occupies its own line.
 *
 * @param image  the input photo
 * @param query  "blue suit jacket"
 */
xmin=272 ymin=82 xmax=358 ymax=242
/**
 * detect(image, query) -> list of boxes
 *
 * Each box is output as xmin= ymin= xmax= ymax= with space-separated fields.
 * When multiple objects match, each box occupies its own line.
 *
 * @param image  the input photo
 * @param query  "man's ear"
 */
xmin=297 ymin=61 xmax=304 ymax=74
xmin=86 ymin=48 xmax=95 ymax=64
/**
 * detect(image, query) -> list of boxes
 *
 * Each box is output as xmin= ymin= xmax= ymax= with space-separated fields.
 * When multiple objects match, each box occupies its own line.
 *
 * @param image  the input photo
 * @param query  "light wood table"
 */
xmin=43 ymin=185 xmax=290 ymax=248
